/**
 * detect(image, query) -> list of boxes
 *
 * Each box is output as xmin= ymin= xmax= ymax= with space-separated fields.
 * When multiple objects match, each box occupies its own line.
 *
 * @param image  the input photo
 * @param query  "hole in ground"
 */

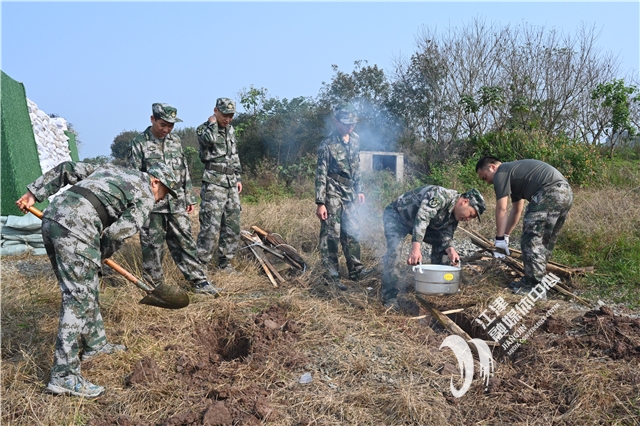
xmin=218 ymin=329 xmax=251 ymax=361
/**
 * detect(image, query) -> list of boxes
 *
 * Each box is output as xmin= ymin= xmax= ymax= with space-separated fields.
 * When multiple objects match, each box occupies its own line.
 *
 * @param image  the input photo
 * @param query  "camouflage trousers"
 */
xmin=42 ymin=218 xmax=107 ymax=379
xmin=196 ymin=183 xmax=241 ymax=267
xmin=319 ymin=198 xmax=364 ymax=280
xmin=381 ymin=206 xmax=449 ymax=301
xmin=140 ymin=211 xmax=207 ymax=286
xmin=521 ymin=182 xmax=573 ymax=286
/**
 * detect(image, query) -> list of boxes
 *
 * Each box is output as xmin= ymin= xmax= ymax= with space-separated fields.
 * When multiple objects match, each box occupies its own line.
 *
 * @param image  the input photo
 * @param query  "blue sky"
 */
xmin=2 ymin=1 xmax=639 ymax=160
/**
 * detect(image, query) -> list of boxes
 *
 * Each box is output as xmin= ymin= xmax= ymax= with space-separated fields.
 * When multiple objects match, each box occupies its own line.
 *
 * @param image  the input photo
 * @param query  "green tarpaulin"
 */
xmin=1 ymin=71 xmax=45 ymax=216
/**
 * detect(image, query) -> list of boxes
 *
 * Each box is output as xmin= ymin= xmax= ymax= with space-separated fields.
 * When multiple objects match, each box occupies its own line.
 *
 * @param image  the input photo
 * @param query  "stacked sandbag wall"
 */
xmin=28 ymin=99 xmax=75 ymax=172
xmin=0 ymin=214 xmax=46 ymax=256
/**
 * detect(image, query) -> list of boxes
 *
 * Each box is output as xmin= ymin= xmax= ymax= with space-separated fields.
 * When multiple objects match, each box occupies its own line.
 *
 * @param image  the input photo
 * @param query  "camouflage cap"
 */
xmin=335 ymin=104 xmax=358 ymax=125
xmin=463 ymin=188 xmax=486 ymax=221
xmin=152 ymin=103 xmax=183 ymax=123
xmin=147 ymin=162 xmax=179 ymax=199
xmin=215 ymin=98 xmax=237 ymax=114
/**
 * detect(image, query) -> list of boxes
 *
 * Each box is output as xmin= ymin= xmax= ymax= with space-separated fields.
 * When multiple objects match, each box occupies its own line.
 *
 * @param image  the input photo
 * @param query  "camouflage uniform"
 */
xmin=381 ymin=186 xmax=464 ymax=301
xmin=128 ymin=103 xmax=207 ymax=287
xmin=491 ymin=159 xmax=573 ymax=287
xmin=26 ymin=161 xmax=175 ymax=382
xmin=521 ymin=182 xmax=573 ymax=286
xmin=315 ymin=110 xmax=365 ymax=280
xmin=195 ymin=98 xmax=242 ymax=268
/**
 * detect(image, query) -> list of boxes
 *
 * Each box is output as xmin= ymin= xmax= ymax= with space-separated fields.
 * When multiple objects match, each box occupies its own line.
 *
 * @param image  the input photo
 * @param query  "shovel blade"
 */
xmin=139 ymin=283 xmax=190 ymax=309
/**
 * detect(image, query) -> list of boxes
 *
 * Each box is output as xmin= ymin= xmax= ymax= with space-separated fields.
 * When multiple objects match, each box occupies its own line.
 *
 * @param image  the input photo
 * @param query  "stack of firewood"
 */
xmin=241 ymin=226 xmax=307 ymax=287
xmin=458 ymin=227 xmax=594 ymax=305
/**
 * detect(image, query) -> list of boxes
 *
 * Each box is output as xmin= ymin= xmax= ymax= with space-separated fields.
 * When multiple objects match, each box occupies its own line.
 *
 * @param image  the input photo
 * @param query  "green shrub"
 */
xmin=556 ymin=229 xmax=640 ymax=308
xmin=184 ymin=146 xmax=204 ymax=183
xmin=427 ymin=155 xmax=485 ymax=191
xmin=599 ymin=149 xmax=640 ymax=188
xmin=277 ymin=154 xmax=317 ymax=190
xmin=241 ymin=156 xmax=316 ymax=203
xmin=471 ymin=130 xmax=603 ymax=186
xmin=361 ymin=169 xmax=427 ymax=209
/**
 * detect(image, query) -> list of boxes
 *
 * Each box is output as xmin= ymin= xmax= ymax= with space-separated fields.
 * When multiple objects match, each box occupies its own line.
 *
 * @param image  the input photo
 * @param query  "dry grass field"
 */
xmin=1 ymin=190 xmax=639 ymax=425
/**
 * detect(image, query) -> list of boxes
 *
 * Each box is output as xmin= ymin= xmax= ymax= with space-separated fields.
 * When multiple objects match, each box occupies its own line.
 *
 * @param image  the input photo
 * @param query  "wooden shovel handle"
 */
xmin=25 ymin=205 xmax=153 ymax=292
xmin=26 ymin=205 xmax=44 ymax=219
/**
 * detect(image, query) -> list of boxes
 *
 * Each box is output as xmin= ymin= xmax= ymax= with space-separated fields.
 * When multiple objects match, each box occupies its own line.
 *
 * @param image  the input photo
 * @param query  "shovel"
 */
xmin=24 ymin=205 xmax=190 ymax=309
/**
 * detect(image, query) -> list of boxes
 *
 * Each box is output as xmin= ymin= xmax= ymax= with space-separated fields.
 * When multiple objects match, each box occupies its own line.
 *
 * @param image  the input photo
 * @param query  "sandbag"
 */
xmin=0 ymin=245 xmax=30 ymax=256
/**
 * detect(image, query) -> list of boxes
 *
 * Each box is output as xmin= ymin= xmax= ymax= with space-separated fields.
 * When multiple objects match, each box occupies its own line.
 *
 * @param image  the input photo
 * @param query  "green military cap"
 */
xmin=335 ymin=104 xmax=358 ymax=125
xmin=216 ymin=98 xmax=237 ymax=114
xmin=147 ymin=162 xmax=179 ymax=198
xmin=152 ymin=103 xmax=183 ymax=123
xmin=463 ymin=188 xmax=486 ymax=221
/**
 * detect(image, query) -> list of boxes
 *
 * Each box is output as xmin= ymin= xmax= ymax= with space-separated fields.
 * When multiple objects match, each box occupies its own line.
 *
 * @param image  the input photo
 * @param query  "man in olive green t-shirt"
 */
xmin=476 ymin=156 xmax=573 ymax=294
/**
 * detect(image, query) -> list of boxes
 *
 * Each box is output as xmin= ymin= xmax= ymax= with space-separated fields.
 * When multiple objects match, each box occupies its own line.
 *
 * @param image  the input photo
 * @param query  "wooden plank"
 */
xmin=242 ymin=239 xmax=278 ymax=288
xmin=254 ymin=246 xmax=286 ymax=284
xmin=416 ymin=295 xmax=499 ymax=348
xmin=458 ymin=227 xmax=586 ymax=278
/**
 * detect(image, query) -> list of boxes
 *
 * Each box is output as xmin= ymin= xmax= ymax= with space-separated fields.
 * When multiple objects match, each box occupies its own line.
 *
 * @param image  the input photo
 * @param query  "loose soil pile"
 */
xmin=90 ymin=305 xmax=301 ymax=426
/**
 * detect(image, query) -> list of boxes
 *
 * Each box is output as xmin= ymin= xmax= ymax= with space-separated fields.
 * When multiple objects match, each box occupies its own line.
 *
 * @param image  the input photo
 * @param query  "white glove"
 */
xmin=494 ymin=238 xmax=510 ymax=258
xmin=504 ymin=234 xmax=510 ymax=246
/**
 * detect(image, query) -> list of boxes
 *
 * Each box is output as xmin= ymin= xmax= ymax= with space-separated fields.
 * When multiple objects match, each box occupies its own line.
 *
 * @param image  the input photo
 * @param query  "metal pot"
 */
xmin=412 ymin=264 xmax=461 ymax=295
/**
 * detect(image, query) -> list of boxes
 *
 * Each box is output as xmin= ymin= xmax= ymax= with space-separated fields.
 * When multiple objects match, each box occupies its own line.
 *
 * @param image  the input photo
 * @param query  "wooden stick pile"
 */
xmin=240 ymin=226 xmax=307 ymax=287
xmin=457 ymin=227 xmax=593 ymax=306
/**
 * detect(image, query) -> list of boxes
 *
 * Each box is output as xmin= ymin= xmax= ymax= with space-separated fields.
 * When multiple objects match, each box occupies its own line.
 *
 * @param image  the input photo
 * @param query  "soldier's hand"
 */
xmin=494 ymin=238 xmax=509 ymax=258
xmin=316 ymin=204 xmax=328 ymax=221
xmin=237 ymin=182 xmax=243 ymax=194
xmin=407 ymin=242 xmax=422 ymax=265
xmin=208 ymin=115 xmax=216 ymax=124
xmin=186 ymin=204 xmax=195 ymax=214
xmin=358 ymin=193 xmax=365 ymax=204
xmin=446 ymin=247 xmax=460 ymax=265
xmin=16 ymin=192 xmax=36 ymax=214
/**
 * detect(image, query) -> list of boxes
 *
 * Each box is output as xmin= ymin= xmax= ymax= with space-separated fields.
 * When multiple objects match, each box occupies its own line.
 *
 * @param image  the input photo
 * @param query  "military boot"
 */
xmin=323 ymin=264 xmax=347 ymax=290
xmin=194 ymin=281 xmax=223 ymax=296
xmin=46 ymin=375 xmax=105 ymax=398
xmin=218 ymin=264 xmax=240 ymax=275
xmin=349 ymin=267 xmax=375 ymax=281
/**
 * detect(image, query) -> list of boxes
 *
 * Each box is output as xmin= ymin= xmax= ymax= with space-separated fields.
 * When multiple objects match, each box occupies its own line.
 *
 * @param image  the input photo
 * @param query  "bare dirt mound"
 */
xmin=554 ymin=306 xmax=640 ymax=361
xmin=92 ymin=304 xmax=303 ymax=426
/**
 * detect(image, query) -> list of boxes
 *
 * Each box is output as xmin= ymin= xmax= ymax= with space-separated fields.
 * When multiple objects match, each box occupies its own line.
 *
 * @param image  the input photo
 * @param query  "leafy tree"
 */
xmin=110 ymin=130 xmax=138 ymax=166
xmin=82 ymin=155 xmax=111 ymax=165
xmin=591 ymin=79 xmax=640 ymax=156
xmin=183 ymin=146 xmax=203 ymax=183
xmin=239 ymin=86 xmax=268 ymax=117
xmin=319 ymin=61 xmax=401 ymax=152
xmin=390 ymin=19 xmax=623 ymax=173
xmin=174 ymin=127 xmax=199 ymax=151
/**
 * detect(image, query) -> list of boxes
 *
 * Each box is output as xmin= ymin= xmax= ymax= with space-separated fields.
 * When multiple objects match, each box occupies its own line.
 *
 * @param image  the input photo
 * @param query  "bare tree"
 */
xmin=390 ymin=18 xmax=625 ymax=168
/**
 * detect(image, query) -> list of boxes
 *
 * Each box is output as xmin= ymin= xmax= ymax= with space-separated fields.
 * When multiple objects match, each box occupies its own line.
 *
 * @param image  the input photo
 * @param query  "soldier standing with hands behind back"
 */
xmin=128 ymin=103 xmax=218 ymax=295
xmin=195 ymin=98 xmax=243 ymax=274
xmin=315 ymin=104 xmax=370 ymax=290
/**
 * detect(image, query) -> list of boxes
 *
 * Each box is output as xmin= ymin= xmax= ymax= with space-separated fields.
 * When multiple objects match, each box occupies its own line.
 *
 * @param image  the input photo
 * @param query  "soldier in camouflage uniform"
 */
xmin=17 ymin=160 xmax=178 ymax=398
xmin=382 ymin=186 xmax=486 ymax=308
xmin=315 ymin=105 xmax=369 ymax=290
xmin=128 ymin=103 xmax=218 ymax=295
xmin=476 ymin=156 xmax=573 ymax=295
xmin=195 ymin=98 xmax=243 ymax=273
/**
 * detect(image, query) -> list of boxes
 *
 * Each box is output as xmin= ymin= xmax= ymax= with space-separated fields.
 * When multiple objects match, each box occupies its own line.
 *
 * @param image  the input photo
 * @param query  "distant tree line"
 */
xmin=87 ymin=19 xmax=638 ymax=184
